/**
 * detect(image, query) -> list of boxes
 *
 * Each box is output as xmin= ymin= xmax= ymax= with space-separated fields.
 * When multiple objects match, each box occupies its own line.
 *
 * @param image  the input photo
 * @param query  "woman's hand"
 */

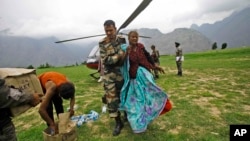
xmin=155 ymin=66 xmax=165 ymax=74
xmin=126 ymin=46 xmax=131 ymax=54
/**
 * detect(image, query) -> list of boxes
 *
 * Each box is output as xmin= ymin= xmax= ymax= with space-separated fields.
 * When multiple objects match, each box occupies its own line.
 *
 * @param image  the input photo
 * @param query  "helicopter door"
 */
xmin=86 ymin=45 xmax=100 ymax=71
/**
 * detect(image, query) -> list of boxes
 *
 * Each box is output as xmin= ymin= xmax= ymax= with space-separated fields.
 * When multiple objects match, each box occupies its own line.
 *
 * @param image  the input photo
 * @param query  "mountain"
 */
xmin=1 ymin=7 xmax=249 ymax=68
xmin=0 ymin=27 xmax=212 ymax=67
xmin=0 ymin=35 xmax=92 ymax=67
xmin=190 ymin=6 xmax=250 ymax=48
xmin=125 ymin=28 xmax=213 ymax=55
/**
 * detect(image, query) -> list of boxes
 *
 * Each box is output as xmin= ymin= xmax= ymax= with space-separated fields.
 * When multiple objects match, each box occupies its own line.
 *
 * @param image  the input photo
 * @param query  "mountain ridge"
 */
xmin=1 ymin=6 xmax=249 ymax=68
xmin=190 ymin=6 xmax=250 ymax=47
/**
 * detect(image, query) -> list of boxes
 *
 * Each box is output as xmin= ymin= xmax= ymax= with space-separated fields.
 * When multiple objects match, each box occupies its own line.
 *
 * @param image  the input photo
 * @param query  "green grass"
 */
xmin=14 ymin=47 xmax=250 ymax=141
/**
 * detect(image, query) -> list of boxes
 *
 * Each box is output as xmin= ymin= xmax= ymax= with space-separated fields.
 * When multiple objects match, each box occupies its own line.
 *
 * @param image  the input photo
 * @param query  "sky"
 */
xmin=1 ymin=0 xmax=250 ymax=42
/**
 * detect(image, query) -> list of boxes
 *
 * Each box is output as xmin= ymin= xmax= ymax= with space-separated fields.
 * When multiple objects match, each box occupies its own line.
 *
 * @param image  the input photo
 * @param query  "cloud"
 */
xmin=1 ymin=0 xmax=249 ymax=40
xmin=197 ymin=0 xmax=250 ymax=13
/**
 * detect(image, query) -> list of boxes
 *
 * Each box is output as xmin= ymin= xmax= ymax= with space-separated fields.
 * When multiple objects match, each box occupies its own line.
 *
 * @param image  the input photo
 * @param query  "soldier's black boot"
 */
xmin=177 ymin=72 xmax=180 ymax=76
xmin=113 ymin=116 xmax=124 ymax=136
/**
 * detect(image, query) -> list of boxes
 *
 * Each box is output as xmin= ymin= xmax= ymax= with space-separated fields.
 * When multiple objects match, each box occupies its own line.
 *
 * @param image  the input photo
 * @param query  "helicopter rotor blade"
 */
xmin=138 ymin=35 xmax=151 ymax=38
xmin=55 ymin=34 xmax=106 ymax=43
xmin=119 ymin=32 xmax=151 ymax=38
xmin=117 ymin=0 xmax=152 ymax=33
xmin=55 ymin=0 xmax=152 ymax=43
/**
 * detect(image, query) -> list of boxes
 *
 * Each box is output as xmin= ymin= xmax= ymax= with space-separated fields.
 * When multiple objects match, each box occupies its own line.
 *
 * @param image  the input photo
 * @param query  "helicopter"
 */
xmin=55 ymin=0 xmax=152 ymax=79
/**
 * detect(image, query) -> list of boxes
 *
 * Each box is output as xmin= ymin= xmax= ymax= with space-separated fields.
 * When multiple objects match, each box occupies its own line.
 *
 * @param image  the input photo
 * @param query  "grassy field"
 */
xmin=14 ymin=47 xmax=250 ymax=141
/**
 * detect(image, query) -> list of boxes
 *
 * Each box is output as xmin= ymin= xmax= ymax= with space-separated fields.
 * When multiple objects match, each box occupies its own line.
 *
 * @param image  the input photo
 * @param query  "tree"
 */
xmin=45 ymin=62 xmax=50 ymax=68
xmin=26 ymin=65 xmax=34 ymax=69
xmin=38 ymin=64 xmax=45 ymax=69
xmin=38 ymin=62 xmax=53 ymax=69
xmin=221 ymin=43 xmax=227 ymax=49
xmin=212 ymin=42 xmax=217 ymax=50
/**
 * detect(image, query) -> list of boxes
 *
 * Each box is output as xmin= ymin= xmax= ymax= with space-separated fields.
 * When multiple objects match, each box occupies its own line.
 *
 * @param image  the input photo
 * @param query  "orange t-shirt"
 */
xmin=38 ymin=72 xmax=67 ymax=89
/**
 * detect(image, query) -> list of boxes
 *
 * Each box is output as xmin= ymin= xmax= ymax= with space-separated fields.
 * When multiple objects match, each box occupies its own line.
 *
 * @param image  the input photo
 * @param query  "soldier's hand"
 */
xmin=30 ymin=93 xmax=43 ymax=107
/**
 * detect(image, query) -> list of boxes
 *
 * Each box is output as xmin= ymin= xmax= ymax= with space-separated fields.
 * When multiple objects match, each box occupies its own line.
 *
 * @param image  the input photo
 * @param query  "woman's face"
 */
xmin=128 ymin=32 xmax=138 ymax=46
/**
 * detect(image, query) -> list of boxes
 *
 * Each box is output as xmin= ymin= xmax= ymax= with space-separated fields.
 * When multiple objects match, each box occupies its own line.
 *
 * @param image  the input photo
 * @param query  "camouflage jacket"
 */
xmin=99 ymin=35 xmax=126 ymax=73
xmin=176 ymin=46 xmax=183 ymax=57
xmin=151 ymin=50 xmax=160 ymax=62
xmin=0 ymin=79 xmax=33 ymax=127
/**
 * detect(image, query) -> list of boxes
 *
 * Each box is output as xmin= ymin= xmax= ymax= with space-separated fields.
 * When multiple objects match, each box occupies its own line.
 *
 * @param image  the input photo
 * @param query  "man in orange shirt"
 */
xmin=38 ymin=72 xmax=75 ymax=135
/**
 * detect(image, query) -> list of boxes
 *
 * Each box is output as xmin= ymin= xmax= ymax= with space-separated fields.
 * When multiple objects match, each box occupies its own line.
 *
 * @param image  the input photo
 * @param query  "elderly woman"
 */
xmin=120 ymin=30 xmax=171 ymax=134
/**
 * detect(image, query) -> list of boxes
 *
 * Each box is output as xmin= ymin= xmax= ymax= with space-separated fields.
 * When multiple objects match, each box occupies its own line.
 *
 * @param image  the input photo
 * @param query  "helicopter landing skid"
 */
xmin=89 ymin=71 xmax=100 ymax=80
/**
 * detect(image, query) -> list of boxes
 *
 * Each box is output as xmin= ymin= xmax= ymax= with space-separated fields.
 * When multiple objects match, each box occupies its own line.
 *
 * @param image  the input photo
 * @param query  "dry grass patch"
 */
xmin=192 ymin=97 xmax=222 ymax=118
xmin=168 ymin=125 xmax=182 ymax=134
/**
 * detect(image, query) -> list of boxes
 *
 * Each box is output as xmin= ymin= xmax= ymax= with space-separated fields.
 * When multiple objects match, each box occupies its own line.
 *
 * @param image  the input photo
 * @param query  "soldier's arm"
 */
xmin=99 ymin=43 xmax=121 ymax=65
xmin=99 ymin=43 xmax=108 ymax=65
xmin=179 ymin=49 xmax=183 ymax=56
xmin=156 ymin=50 xmax=160 ymax=58
xmin=0 ymin=82 xmax=41 ymax=108
xmin=117 ymin=44 xmax=127 ymax=64
xmin=178 ymin=49 xmax=183 ymax=61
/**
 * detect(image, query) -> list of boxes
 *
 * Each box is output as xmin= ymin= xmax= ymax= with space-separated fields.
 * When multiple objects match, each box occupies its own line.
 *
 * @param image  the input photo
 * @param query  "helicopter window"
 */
xmin=88 ymin=45 xmax=100 ymax=57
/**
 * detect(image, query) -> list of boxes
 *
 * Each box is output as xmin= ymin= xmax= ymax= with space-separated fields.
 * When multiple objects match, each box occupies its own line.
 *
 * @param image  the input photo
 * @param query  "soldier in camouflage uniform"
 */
xmin=150 ymin=45 xmax=160 ymax=78
xmin=99 ymin=20 xmax=127 ymax=136
xmin=0 ymin=79 xmax=42 ymax=141
xmin=175 ymin=42 xmax=183 ymax=76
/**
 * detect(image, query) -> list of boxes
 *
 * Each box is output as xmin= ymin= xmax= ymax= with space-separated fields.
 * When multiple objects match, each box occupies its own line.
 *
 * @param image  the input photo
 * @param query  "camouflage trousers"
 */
xmin=102 ymin=71 xmax=124 ymax=118
xmin=0 ymin=122 xmax=17 ymax=141
xmin=153 ymin=62 xmax=160 ymax=77
xmin=176 ymin=61 xmax=182 ymax=74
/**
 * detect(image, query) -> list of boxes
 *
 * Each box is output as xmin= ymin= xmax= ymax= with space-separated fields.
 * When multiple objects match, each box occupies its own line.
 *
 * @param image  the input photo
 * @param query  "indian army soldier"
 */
xmin=99 ymin=20 xmax=127 ymax=136
xmin=150 ymin=45 xmax=160 ymax=78
xmin=175 ymin=42 xmax=183 ymax=76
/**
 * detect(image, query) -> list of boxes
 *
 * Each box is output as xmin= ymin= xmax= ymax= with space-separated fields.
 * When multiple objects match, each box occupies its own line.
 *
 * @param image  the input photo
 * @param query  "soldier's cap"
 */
xmin=175 ymin=42 xmax=180 ymax=47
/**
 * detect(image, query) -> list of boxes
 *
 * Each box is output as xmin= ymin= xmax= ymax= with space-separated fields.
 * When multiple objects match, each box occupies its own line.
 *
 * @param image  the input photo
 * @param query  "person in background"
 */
xmin=175 ymin=42 xmax=183 ymax=76
xmin=150 ymin=45 xmax=160 ymax=78
xmin=0 ymin=79 xmax=42 ymax=141
xmin=119 ymin=30 xmax=172 ymax=134
xmin=38 ymin=71 xmax=75 ymax=135
xmin=99 ymin=19 xmax=127 ymax=136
